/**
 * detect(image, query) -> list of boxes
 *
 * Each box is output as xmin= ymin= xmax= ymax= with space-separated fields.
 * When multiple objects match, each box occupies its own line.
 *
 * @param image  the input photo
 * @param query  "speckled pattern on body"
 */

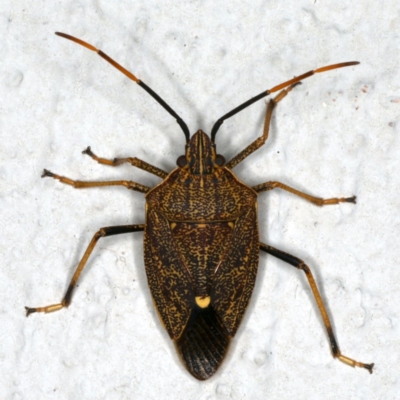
xmin=3 ymin=1 xmax=400 ymax=399
xmin=145 ymin=131 xmax=259 ymax=379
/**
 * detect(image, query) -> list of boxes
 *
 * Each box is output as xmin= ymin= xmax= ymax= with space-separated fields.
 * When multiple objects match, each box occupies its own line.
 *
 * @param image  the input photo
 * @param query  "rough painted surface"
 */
xmin=1 ymin=1 xmax=399 ymax=398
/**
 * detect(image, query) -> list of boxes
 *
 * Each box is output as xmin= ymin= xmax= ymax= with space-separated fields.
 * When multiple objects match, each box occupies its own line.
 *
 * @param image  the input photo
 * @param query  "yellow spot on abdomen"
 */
xmin=195 ymin=296 xmax=211 ymax=308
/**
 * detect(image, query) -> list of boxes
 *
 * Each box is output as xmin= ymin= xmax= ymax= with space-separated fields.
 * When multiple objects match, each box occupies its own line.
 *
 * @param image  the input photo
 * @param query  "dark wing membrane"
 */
xmin=211 ymin=206 xmax=259 ymax=335
xmin=144 ymin=209 xmax=194 ymax=340
xmin=176 ymin=305 xmax=230 ymax=380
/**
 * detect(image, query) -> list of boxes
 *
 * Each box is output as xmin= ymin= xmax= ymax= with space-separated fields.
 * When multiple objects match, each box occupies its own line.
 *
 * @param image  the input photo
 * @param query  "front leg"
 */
xmin=82 ymin=146 xmax=168 ymax=179
xmin=260 ymin=242 xmax=374 ymax=373
xmin=253 ymin=180 xmax=356 ymax=206
xmin=225 ymin=83 xmax=301 ymax=170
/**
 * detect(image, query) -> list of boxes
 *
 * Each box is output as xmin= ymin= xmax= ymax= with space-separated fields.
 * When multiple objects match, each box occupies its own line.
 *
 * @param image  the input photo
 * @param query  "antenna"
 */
xmin=211 ymin=61 xmax=359 ymax=142
xmin=55 ymin=32 xmax=190 ymax=143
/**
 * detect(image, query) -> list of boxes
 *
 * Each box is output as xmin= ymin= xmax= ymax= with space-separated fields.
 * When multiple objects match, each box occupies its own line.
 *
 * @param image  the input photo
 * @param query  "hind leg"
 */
xmin=260 ymin=242 xmax=374 ymax=373
xmin=26 ymin=224 xmax=144 ymax=316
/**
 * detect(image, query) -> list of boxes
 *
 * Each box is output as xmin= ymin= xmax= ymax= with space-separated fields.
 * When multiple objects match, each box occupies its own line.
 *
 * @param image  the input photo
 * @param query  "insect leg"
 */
xmin=260 ymin=242 xmax=374 ymax=374
xmin=253 ymin=181 xmax=356 ymax=206
xmin=41 ymin=169 xmax=150 ymax=193
xmin=225 ymin=83 xmax=300 ymax=169
xmin=25 ymin=224 xmax=145 ymax=316
xmin=82 ymin=146 xmax=168 ymax=179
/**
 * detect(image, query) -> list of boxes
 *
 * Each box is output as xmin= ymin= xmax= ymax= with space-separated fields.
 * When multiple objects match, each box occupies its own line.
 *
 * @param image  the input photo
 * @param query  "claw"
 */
xmin=25 ymin=306 xmax=37 ymax=317
xmin=41 ymin=169 xmax=54 ymax=178
xmin=345 ymin=196 xmax=357 ymax=204
xmin=366 ymin=363 xmax=374 ymax=374
xmin=82 ymin=146 xmax=93 ymax=155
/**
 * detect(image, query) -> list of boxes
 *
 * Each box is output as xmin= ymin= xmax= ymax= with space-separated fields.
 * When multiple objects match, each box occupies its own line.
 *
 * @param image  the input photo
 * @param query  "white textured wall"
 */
xmin=1 ymin=1 xmax=399 ymax=399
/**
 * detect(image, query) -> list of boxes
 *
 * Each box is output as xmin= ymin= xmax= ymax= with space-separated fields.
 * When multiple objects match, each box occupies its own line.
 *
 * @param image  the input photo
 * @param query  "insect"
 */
xmin=26 ymin=32 xmax=374 ymax=380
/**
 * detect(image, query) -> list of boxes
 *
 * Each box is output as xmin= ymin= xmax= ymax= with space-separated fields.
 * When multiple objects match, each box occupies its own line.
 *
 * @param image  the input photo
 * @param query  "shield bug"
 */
xmin=26 ymin=32 xmax=374 ymax=380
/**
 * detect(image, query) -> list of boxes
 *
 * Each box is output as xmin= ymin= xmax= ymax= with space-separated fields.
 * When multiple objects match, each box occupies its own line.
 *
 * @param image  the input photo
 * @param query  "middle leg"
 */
xmin=253 ymin=180 xmax=356 ymax=206
xmin=42 ymin=169 xmax=150 ymax=193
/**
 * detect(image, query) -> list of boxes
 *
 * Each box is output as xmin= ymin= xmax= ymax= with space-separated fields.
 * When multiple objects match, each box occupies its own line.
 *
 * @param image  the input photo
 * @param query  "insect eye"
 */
xmin=215 ymin=154 xmax=225 ymax=166
xmin=176 ymin=155 xmax=187 ymax=167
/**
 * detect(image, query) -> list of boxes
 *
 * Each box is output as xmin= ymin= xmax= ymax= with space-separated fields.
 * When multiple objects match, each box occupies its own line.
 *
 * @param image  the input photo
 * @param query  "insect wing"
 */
xmin=211 ymin=206 xmax=259 ymax=335
xmin=144 ymin=208 xmax=194 ymax=339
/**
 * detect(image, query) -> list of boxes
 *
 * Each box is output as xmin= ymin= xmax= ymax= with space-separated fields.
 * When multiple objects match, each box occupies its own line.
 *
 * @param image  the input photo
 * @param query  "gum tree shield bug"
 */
xmin=26 ymin=32 xmax=374 ymax=380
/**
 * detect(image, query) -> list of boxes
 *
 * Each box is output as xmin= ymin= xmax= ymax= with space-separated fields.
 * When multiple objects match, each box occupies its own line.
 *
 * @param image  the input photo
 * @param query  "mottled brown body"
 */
xmin=144 ymin=136 xmax=258 ymax=378
xmin=146 ymin=168 xmax=258 ymax=304
xmin=26 ymin=32 xmax=374 ymax=382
